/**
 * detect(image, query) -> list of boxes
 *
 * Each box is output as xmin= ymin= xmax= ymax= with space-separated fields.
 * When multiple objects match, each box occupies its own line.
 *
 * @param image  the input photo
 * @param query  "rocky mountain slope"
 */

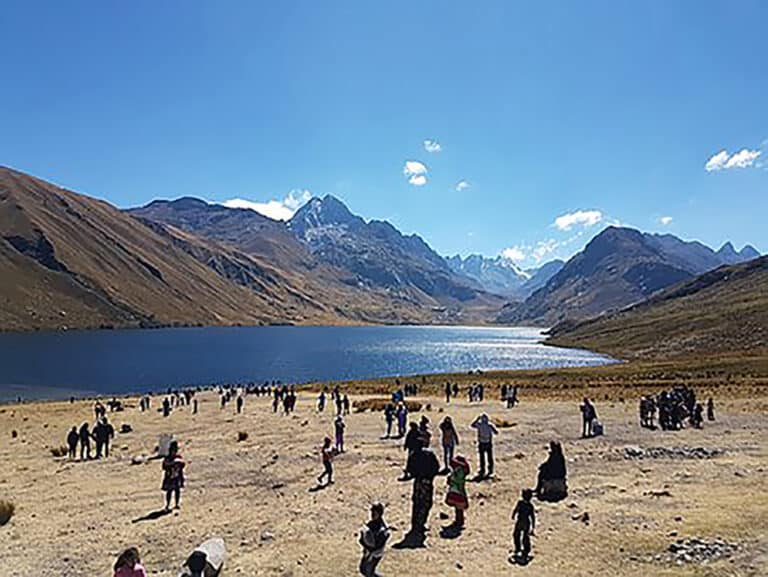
xmin=0 ymin=167 xmax=454 ymax=331
xmin=547 ymin=255 xmax=768 ymax=359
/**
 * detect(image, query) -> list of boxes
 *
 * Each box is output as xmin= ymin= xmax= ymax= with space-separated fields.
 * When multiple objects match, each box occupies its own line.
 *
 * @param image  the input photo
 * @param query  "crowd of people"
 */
xmin=65 ymin=377 xmax=718 ymax=575
xmin=639 ymin=386 xmax=714 ymax=430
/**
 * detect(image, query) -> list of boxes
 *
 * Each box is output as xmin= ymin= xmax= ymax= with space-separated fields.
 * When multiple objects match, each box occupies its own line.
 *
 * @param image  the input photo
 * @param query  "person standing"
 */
xmin=162 ymin=441 xmax=186 ymax=511
xmin=707 ymin=397 xmax=715 ymax=421
xmin=318 ymin=391 xmax=326 ymax=412
xmin=405 ymin=443 xmax=440 ymax=543
xmin=359 ymin=503 xmax=389 ymax=577
xmin=439 ymin=416 xmax=460 ymax=472
xmin=66 ymin=426 xmax=79 ymax=459
xmin=471 ymin=413 xmax=498 ymax=479
xmin=384 ymin=403 xmax=395 ymax=438
xmin=512 ymin=489 xmax=536 ymax=562
xmin=445 ymin=382 xmax=452 ymax=404
xmin=343 ymin=394 xmax=351 ymax=415
xmin=396 ymin=403 xmax=407 ymax=438
xmin=78 ymin=422 xmax=92 ymax=460
xmin=334 ymin=415 xmax=346 ymax=453
xmin=580 ymin=398 xmax=596 ymax=438
xmin=445 ymin=455 xmax=470 ymax=530
xmin=236 ymin=395 xmax=244 ymax=414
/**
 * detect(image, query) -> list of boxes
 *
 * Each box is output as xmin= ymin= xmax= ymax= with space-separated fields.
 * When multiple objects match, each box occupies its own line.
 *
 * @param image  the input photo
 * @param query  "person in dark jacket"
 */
xmin=512 ymin=489 xmax=536 ymax=562
xmin=400 ymin=422 xmax=422 ymax=480
xmin=78 ymin=422 xmax=92 ymax=460
xmin=93 ymin=418 xmax=115 ymax=458
xmin=405 ymin=444 xmax=440 ymax=542
xmin=359 ymin=503 xmax=389 ymax=577
xmin=66 ymin=426 xmax=79 ymax=459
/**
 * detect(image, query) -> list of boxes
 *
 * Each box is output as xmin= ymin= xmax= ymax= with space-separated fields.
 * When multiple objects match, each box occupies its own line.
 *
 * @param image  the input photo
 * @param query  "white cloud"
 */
xmin=455 ymin=180 xmax=470 ymax=192
xmin=532 ymin=239 xmax=559 ymax=262
xmin=553 ymin=209 xmax=603 ymax=231
xmin=500 ymin=246 xmax=526 ymax=262
xmin=705 ymin=148 xmax=761 ymax=171
xmin=404 ymin=160 xmax=428 ymax=186
xmin=423 ymin=139 xmax=442 ymax=153
xmin=403 ymin=160 xmax=428 ymax=175
xmin=222 ymin=189 xmax=312 ymax=221
xmin=659 ymin=216 xmax=673 ymax=226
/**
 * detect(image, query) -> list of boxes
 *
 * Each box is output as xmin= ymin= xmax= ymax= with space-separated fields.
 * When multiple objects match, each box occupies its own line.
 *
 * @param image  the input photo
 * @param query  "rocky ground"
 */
xmin=1 ymin=390 xmax=767 ymax=576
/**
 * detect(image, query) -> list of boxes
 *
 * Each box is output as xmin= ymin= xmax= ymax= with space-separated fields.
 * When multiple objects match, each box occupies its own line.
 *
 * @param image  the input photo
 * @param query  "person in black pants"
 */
xmin=66 ymin=426 xmax=79 ymax=459
xmin=512 ymin=489 xmax=536 ymax=562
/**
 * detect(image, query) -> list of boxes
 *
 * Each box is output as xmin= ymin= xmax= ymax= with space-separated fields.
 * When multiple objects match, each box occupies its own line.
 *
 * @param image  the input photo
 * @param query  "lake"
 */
xmin=0 ymin=325 xmax=614 ymax=401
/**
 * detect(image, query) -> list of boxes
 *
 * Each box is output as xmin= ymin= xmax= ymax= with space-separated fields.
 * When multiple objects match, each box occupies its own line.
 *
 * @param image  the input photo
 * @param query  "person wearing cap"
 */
xmin=359 ymin=503 xmax=389 ymax=576
xmin=445 ymin=455 xmax=470 ymax=529
xmin=470 ymin=413 xmax=499 ymax=479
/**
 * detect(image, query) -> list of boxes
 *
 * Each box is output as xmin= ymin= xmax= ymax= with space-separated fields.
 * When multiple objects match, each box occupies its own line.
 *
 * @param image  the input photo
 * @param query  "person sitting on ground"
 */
xmin=359 ymin=503 xmax=390 ymax=577
xmin=317 ymin=436 xmax=335 ymax=486
xmin=67 ymin=426 xmax=79 ymax=459
xmin=512 ymin=489 xmax=536 ymax=562
xmin=470 ymin=413 xmax=498 ymax=479
xmin=113 ymin=547 xmax=147 ymax=577
xmin=439 ymin=416 xmax=460 ymax=473
xmin=535 ymin=441 xmax=567 ymax=501
xmin=161 ymin=441 xmax=186 ymax=511
xmin=445 ymin=455 xmax=470 ymax=530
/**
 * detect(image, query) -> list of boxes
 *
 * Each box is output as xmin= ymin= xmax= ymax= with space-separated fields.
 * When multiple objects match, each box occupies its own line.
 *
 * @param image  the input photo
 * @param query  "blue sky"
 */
xmin=1 ymin=1 xmax=766 ymax=267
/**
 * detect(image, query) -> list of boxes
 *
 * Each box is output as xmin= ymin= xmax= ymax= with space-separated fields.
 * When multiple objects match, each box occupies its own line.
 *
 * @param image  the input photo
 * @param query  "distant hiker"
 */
xmin=707 ymin=397 xmax=715 ymax=421
xmin=193 ymin=398 xmax=198 ymax=415
xmin=162 ymin=440 xmax=186 ymax=511
xmin=452 ymin=383 xmax=459 ymax=398
xmin=418 ymin=415 xmax=432 ymax=447
xmin=396 ymin=403 xmax=407 ymax=438
xmin=507 ymin=385 xmax=519 ymax=409
xmin=78 ymin=422 xmax=92 ymax=460
xmin=384 ymin=403 xmax=395 ymax=438
xmin=343 ymin=394 xmax=351 ymax=415
xmin=94 ymin=418 xmax=115 ymax=458
xmin=335 ymin=394 xmax=343 ymax=415
xmin=318 ymin=391 xmax=326 ymax=412
xmin=94 ymin=401 xmax=106 ymax=420
xmin=272 ymin=392 xmax=279 ymax=413
xmin=445 ymin=455 xmax=470 ymax=529
xmin=405 ymin=442 xmax=440 ymax=542
xmin=359 ymin=503 xmax=389 ymax=577
xmin=439 ymin=416 xmax=460 ymax=472
xmin=471 ymin=413 xmax=498 ymax=478
xmin=162 ymin=397 xmax=171 ymax=418
xmin=113 ymin=547 xmax=147 ymax=577
xmin=445 ymin=382 xmax=452 ymax=403
xmin=535 ymin=441 xmax=568 ymax=501
xmin=691 ymin=403 xmax=704 ymax=429
xmin=236 ymin=395 xmax=244 ymax=414
xmin=66 ymin=426 xmax=79 ymax=459
xmin=317 ymin=437 xmax=335 ymax=486
xmin=401 ymin=422 xmax=422 ymax=480
xmin=501 ymin=384 xmax=508 ymax=402
xmin=334 ymin=415 xmax=346 ymax=453
xmin=580 ymin=398 xmax=597 ymax=438
xmin=512 ymin=489 xmax=536 ymax=562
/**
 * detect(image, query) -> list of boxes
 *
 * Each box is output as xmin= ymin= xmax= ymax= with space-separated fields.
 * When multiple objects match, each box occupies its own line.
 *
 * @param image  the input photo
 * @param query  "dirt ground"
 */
xmin=1 ymin=389 xmax=766 ymax=577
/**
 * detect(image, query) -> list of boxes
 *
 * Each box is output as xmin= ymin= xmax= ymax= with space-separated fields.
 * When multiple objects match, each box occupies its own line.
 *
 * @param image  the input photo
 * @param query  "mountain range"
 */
xmin=0 ymin=166 xmax=762 ymax=333
xmin=497 ymin=226 xmax=760 ymax=326
xmin=548 ymin=255 xmax=768 ymax=359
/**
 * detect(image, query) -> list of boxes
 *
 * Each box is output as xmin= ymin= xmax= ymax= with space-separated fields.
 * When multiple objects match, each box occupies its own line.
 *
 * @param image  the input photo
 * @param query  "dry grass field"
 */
xmin=1 ymin=381 xmax=767 ymax=576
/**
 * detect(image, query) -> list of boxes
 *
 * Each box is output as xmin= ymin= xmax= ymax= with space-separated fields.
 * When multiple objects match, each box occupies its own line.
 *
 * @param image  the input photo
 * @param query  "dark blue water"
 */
xmin=0 ymin=325 xmax=613 ymax=401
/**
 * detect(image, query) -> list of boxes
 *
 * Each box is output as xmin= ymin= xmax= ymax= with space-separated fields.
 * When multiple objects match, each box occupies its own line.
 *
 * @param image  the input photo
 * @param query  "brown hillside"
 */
xmin=547 ymin=256 xmax=768 ymax=360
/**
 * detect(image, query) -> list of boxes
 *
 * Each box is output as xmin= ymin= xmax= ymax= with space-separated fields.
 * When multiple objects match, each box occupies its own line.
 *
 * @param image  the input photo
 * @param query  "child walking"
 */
xmin=512 ymin=489 xmax=536 ymax=562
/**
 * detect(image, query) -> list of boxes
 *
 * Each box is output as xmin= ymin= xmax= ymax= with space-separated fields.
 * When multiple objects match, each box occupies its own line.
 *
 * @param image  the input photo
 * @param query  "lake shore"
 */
xmin=2 ymin=361 xmax=768 ymax=576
